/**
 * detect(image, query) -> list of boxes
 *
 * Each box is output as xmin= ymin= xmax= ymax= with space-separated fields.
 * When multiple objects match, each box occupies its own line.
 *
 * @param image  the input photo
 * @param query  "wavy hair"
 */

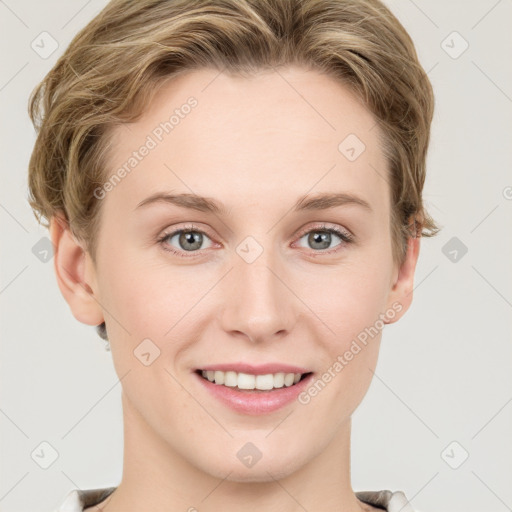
xmin=28 ymin=0 xmax=440 ymax=269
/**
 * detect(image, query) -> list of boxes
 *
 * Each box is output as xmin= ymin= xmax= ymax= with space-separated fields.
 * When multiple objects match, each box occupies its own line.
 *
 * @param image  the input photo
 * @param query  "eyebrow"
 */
xmin=135 ymin=191 xmax=372 ymax=215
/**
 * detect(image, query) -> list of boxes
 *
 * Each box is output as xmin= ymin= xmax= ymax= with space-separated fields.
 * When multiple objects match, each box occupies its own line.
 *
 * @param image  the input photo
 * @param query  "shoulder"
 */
xmin=54 ymin=486 xmax=417 ymax=512
xmin=54 ymin=487 xmax=117 ymax=512
xmin=356 ymin=489 xmax=418 ymax=512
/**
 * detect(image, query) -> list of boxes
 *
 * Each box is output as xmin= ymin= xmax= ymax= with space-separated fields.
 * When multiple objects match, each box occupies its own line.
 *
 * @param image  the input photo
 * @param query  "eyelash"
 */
xmin=156 ymin=223 xmax=354 ymax=258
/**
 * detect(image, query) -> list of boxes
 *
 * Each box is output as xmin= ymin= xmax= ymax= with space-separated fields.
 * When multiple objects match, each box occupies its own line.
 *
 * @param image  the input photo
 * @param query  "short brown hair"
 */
xmin=27 ymin=0 xmax=440 ymax=267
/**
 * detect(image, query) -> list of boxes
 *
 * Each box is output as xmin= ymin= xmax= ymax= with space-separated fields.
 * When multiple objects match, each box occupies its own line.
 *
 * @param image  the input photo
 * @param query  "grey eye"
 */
xmin=297 ymin=229 xmax=344 ymax=251
xmin=164 ymin=230 xmax=212 ymax=252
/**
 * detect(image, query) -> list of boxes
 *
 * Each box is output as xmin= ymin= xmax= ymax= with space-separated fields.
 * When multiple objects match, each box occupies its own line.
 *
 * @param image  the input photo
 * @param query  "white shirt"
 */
xmin=54 ymin=486 xmax=418 ymax=511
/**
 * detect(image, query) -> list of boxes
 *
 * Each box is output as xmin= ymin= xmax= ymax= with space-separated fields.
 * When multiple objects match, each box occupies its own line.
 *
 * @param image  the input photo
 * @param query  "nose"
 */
xmin=219 ymin=246 xmax=296 ymax=344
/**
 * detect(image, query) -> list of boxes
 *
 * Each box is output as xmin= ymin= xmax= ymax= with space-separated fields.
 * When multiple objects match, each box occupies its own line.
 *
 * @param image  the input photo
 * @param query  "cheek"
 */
xmin=310 ymin=261 xmax=391 ymax=348
xmin=300 ymin=267 xmax=387 ymax=418
xmin=100 ymin=253 xmax=206 ymax=337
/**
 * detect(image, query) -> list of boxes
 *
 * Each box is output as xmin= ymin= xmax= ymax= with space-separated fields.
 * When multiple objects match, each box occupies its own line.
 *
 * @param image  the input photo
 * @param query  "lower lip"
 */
xmin=194 ymin=371 xmax=314 ymax=415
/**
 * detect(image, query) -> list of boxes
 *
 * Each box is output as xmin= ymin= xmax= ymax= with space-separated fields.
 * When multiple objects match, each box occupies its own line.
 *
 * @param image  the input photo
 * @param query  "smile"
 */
xmin=194 ymin=369 xmax=315 ymax=415
xmin=197 ymin=369 xmax=311 ymax=391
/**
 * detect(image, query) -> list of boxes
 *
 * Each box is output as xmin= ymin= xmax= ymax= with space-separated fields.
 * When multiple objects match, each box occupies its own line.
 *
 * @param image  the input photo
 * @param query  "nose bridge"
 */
xmin=220 ymin=238 xmax=294 ymax=342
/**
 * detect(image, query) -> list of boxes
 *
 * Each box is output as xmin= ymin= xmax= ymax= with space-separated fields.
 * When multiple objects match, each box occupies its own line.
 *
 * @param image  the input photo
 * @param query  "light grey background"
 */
xmin=1 ymin=1 xmax=511 ymax=511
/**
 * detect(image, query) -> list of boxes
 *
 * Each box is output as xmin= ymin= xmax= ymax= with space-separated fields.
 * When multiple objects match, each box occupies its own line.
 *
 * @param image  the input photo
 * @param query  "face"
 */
xmin=55 ymin=65 xmax=418 ymax=482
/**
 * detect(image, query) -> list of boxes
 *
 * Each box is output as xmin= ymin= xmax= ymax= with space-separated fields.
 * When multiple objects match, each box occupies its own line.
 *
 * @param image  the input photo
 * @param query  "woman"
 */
xmin=27 ymin=0 xmax=439 ymax=510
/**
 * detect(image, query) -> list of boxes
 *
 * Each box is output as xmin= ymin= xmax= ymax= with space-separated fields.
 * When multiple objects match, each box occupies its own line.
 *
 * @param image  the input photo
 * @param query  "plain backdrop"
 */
xmin=1 ymin=1 xmax=511 ymax=511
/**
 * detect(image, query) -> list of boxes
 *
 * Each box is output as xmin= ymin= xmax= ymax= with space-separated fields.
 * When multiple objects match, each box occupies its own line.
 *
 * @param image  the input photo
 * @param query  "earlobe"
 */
xmin=385 ymin=236 xmax=421 ymax=324
xmin=49 ymin=214 xmax=104 ymax=326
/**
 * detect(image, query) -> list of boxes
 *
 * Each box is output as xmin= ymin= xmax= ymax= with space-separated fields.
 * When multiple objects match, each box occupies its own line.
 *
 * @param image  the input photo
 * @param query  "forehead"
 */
xmin=105 ymin=66 xmax=389 ymax=217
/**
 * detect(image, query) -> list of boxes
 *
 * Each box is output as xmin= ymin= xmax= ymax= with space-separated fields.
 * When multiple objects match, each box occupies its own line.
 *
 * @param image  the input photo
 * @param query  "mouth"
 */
xmin=195 ymin=369 xmax=314 ymax=393
xmin=193 ymin=366 xmax=315 ymax=415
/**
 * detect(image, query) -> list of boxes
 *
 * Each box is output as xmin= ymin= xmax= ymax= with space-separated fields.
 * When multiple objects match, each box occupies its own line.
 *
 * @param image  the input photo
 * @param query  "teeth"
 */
xmin=200 ymin=370 xmax=305 ymax=390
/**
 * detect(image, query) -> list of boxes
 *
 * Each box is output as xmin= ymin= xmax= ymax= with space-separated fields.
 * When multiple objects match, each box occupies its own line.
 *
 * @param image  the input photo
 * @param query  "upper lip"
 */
xmin=197 ymin=363 xmax=312 ymax=375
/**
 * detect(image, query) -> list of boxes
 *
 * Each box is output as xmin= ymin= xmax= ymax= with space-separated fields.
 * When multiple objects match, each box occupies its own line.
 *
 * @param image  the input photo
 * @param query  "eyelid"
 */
xmin=294 ymin=222 xmax=353 ymax=241
xmin=158 ymin=222 xmax=213 ymax=239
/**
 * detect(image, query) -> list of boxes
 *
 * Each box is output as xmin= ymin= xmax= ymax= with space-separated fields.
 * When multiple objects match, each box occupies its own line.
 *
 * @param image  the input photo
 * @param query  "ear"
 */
xmin=384 ymin=235 xmax=421 ymax=324
xmin=49 ymin=213 xmax=104 ymax=326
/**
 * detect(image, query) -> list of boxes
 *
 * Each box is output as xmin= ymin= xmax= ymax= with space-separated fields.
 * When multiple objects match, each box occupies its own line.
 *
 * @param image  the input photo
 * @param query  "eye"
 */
xmin=157 ymin=224 xmax=214 ymax=257
xmin=157 ymin=222 xmax=354 ymax=258
xmin=294 ymin=224 xmax=354 ymax=254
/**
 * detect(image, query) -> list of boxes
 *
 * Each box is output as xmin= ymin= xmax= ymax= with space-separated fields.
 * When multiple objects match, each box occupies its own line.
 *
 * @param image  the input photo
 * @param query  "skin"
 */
xmin=51 ymin=65 xmax=420 ymax=512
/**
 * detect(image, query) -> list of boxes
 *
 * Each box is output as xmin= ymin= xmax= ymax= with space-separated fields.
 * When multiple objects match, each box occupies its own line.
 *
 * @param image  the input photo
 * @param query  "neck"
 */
xmin=100 ymin=391 xmax=367 ymax=512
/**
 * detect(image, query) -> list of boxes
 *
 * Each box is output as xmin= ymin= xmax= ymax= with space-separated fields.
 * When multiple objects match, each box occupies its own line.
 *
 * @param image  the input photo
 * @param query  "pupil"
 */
xmin=180 ymin=231 xmax=202 ymax=251
xmin=310 ymin=231 xmax=330 ymax=250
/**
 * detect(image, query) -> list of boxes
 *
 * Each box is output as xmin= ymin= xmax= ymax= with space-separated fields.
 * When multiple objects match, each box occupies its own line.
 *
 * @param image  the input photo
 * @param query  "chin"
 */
xmin=223 ymin=467 xmax=291 ymax=483
xmin=202 ymin=452 xmax=304 ymax=483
